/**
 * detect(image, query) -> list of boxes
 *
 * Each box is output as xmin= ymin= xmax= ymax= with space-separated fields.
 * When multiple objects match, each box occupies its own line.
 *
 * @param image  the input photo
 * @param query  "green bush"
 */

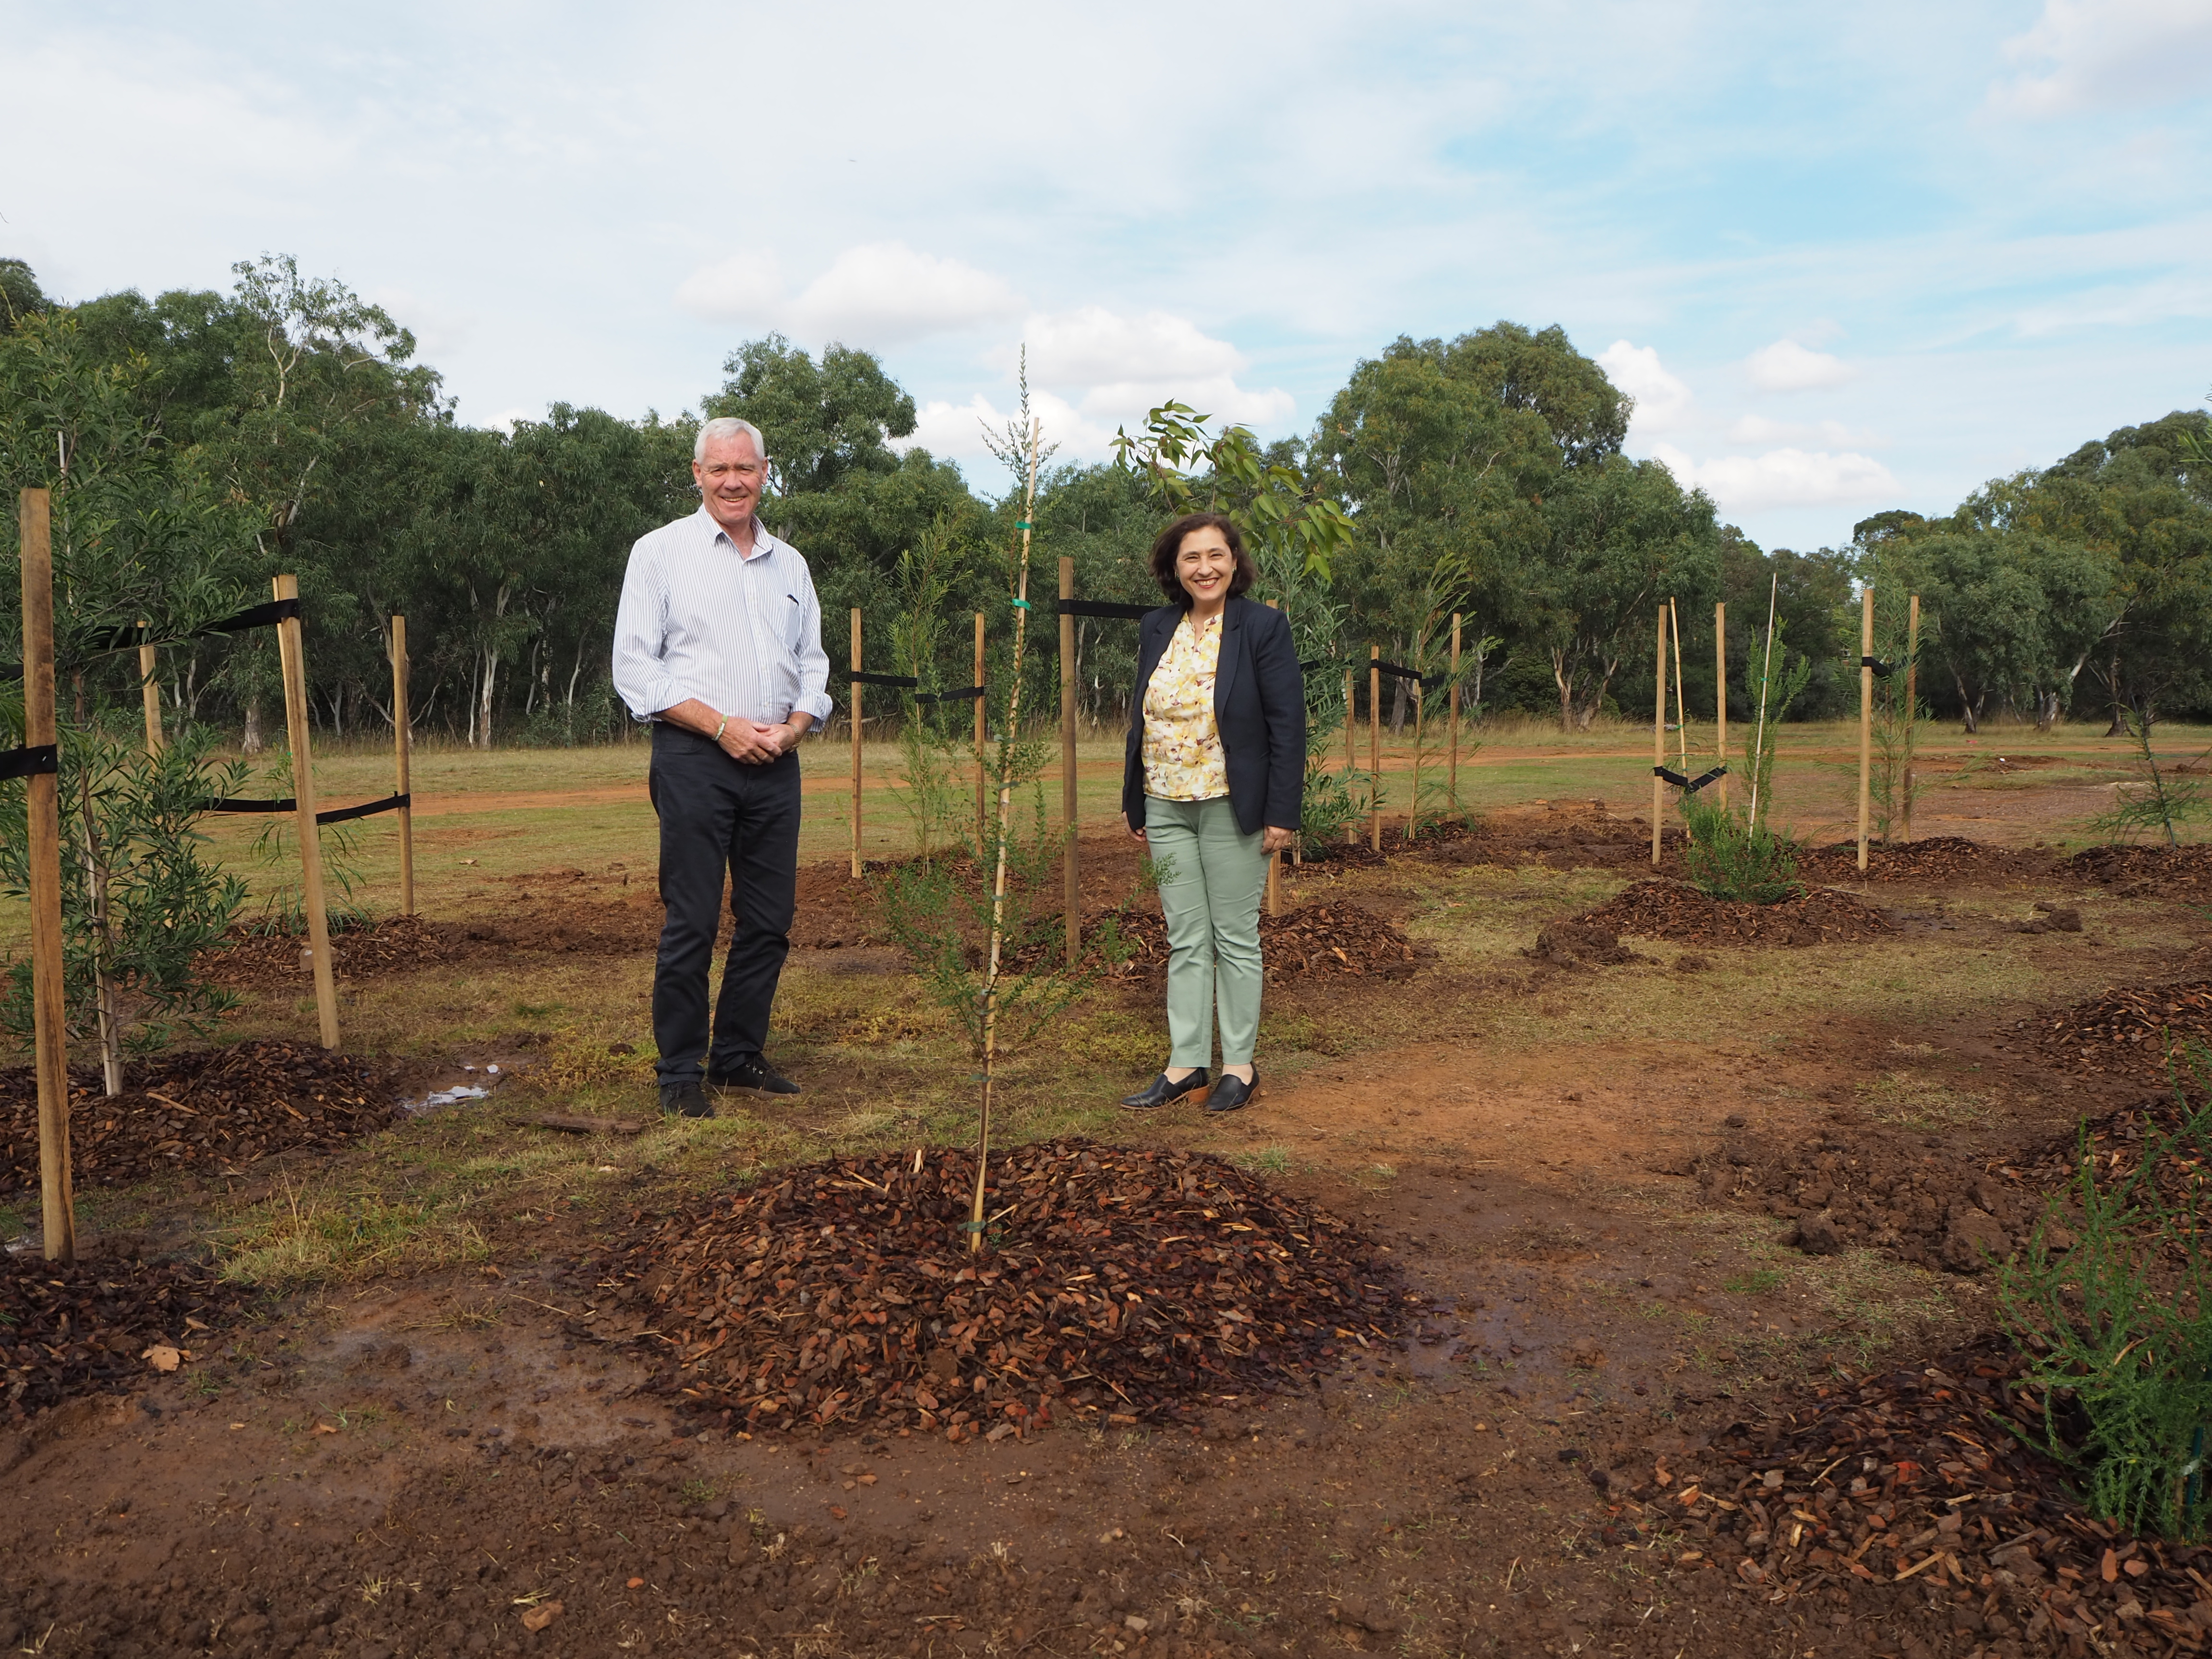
xmin=1995 ymin=1055 xmax=2212 ymax=1540
xmin=1679 ymin=795 xmax=1799 ymax=904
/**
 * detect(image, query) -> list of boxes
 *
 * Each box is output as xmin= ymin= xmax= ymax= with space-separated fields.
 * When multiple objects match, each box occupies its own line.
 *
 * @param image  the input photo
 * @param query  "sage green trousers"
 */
xmin=1144 ymin=795 xmax=1268 ymax=1069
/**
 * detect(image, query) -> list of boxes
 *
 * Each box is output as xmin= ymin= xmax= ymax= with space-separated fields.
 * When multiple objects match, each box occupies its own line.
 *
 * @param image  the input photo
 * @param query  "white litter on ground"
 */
xmin=405 ymin=1084 xmax=493 ymax=1113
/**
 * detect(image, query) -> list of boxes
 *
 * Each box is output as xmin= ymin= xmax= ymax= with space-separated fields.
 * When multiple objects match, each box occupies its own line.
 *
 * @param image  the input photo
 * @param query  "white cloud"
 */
xmin=1993 ymin=0 xmax=2212 ymax=117
xmin=1022 ymin=307 xmax=1294 ymax=428
xmin=673 ymin=252 xmax=786 ymax=323
xmin=1744 ymin=338 xmax=1856 ymax=393
xmin=787 ymin=243 xmax=1022 ymax=346
xmin=1598 ymin=339 xmax=1694 ymax=433
xmin=1650 ymin=444 xmax=1898 ymax=512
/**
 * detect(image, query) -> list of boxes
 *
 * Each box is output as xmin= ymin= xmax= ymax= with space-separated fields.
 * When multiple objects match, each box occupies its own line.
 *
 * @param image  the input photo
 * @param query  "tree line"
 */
xmin=4 ymin=252 xmax=2208 ymax=749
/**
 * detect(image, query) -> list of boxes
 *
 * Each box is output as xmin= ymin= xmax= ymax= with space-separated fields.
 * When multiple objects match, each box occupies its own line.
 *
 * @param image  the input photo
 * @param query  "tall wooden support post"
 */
xmin=1650 ymin=606 xmax=1666 ymax=866
xmin=973 ymin=612 xmax=986 ymax=852
xmin=1059 ymin=557 xmax=1080 ymax=963
xmin=21 ymin=490 xmax=74 ymax=1263
xmin=1901 ymin=595 xmax=1921 ymax=844
xmin=274 ymin=575 xmax=339 ymax=1049
xmin=849 ymin=609 xmax=864 ymax=879
xmin=1856 ymin=586 xmax=1875 ymax=874
xmin=1448 ymin=614 xmax=1462 ymax=814
xmin=1342 ymin=668 xmax=1357 ymax=844
xmin=391 ymin=614 xmax=415 ymax=916
xmin=1368 ymin=647 xmax=1383 ymax=853
xmin=137 ymin=622 xmax=164 ymax=756
xmin=1714 ymin=602 xmax=1728 ymax=812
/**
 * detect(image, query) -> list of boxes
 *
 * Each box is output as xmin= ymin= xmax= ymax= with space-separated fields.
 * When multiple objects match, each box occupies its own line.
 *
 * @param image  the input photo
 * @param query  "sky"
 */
xmin=6 ymin=0 xmax=2212 ymax=550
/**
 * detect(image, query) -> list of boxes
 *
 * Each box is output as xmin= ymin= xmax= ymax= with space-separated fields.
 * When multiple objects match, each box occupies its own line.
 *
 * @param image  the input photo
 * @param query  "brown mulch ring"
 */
xmin=1596 ymin=1335 xmax=2212 ymax=1653
xmin=1798 ymin=835 xmax=2058 ymax=884
xmin=1103 ymin=900 xmax=1430 ymax=981
xmin=1579 ymin=879 xmax=1896 ymax=947
xmin=202 ymin=914 xmax=465 ymax=988
xmin=2069 ymin=843 xmax=2212 ymax=897
xmin=1 ymin=1253 xmax=249 ymax=1418
xmin=2036 ymin=980 xmax=2212 ymax=1081
xmin=0 ymin=1039 xmax=396 ymax=1196
xmin=603 ymin=1139 xmax=1422 ymax=1439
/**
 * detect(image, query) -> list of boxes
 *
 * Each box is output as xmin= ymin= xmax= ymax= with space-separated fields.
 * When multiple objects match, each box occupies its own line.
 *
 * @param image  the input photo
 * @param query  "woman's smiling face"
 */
xmin=1175 ymin=527 xmax=1237 ymax=611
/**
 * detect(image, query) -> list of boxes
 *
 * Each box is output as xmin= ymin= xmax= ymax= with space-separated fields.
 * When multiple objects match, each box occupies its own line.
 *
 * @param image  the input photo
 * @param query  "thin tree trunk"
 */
xmin=78 ymin=790 xmax=124 ymax=1097
xmin=243 ymin=694 xmax=264 ymax=755
xmin=478 ymin=648 xmax=500 ymax=749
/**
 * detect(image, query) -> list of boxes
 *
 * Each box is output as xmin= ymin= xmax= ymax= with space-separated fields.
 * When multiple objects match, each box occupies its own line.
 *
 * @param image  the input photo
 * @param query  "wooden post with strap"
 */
xmin=1369 ymin=646 xmax=1383 ymax=853
xmin=1651 ymin=605 xmax=1666 ymax=866
xmin=1856 ymin=585 xmax=1875 ymax=874
xmin=1448 ymin=613 xmax=1462 ymax=815
xmin=392 ymin=613 xmax=415 ymax=916
xmin=1715 ymin=602 xmax=1728 ymax=813
xmin=973 ymin=611 xmax=986 ymax=853
xmin=1060 ymin=557 xmax=1080 ymax=963
xmin=1902 ymin=594 xmax=1920 ymax=844
xmin=20 ymin=489 xmax=74 ymax=1262
xmin=850 ymin=608 xmax=864 ymax=879
xmin=274 ymin=574 xmax=339 ymax=1048
xmin=137 ymin=621 xmax=164 ymax=756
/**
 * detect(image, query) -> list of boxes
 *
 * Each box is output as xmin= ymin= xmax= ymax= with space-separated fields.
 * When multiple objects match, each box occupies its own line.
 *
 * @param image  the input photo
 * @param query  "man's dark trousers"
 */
xmin=647 ymin=724 xmax=801 ymax=1085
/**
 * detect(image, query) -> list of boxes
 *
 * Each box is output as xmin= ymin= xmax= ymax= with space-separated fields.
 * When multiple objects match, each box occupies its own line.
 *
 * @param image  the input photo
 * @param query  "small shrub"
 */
xmin=1680 ymin=795 xmax=1800 ymax=905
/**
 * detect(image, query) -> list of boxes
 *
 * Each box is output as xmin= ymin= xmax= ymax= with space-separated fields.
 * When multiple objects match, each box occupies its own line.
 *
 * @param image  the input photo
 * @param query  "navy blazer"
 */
xmin=1121 ymin=596 xmax=1306 ymax=835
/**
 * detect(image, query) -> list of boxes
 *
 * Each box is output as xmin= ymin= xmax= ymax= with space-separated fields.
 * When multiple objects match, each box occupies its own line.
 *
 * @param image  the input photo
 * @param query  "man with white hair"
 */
xmin=612 ymin=416 xmax=833 ymax=1117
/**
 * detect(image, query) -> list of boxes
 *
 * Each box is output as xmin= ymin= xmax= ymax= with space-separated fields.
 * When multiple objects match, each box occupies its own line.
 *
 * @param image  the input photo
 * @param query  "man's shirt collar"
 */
xmin=694 ymin=505 xmax=780 ymax=562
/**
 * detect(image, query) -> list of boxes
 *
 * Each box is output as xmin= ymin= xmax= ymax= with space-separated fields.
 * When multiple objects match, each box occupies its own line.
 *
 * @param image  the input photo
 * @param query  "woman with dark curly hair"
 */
xmin=1118 ymin=512 xmax=1305 ymax=1115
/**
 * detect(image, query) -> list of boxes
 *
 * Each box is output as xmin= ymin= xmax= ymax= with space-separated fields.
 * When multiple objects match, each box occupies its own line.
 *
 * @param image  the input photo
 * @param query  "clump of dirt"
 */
xmin=1580 ymin=879 xmax=1896 ymax=947
xmin=1597 ymin=1336 xmax=2212 ymax=1648
xmin=1106 ymin=901 xmax=1430 ymax=982
xmin=2036 ymin=980 xmax=2212 ymax=1081
xmin=1422 ymin=802 xmax=1682 ymax=871
xmin=1 ymin=1252 xmax=247 ymax=1417
xmin=204 ymin=913 xmax=464 ymax=987
xmin=607 ymin=1139 xmax=1417 ymax=1436
xmin=2071 ymin=842 xmax=2212 ymax=897
xmin=0 ymin=1039 xmax=396 ymax=1196
xmin=1529 ymin=919 xmax=1638 ymax=968
xmin=1798 ymin=835 xmax=2056 ymax=884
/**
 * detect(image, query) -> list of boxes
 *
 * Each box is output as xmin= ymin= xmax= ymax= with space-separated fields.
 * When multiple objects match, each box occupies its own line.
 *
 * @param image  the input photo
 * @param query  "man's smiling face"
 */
xmin=694 ymin=431 xmax=766 ymax=537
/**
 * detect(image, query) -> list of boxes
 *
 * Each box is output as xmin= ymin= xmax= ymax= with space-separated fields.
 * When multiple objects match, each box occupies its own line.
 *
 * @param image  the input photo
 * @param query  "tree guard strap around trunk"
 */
xmin=1860 ymin=655 xmax=1895 ymax=677
xmin=1374 ymin=661 xmax=1430 ymax=686
xmin=1654 ymin=763 xmax=1729 ymax=793
xmin=0 ymin=743 xmax=59 ymax=780
xmin=201 ymin=792 xmax=409 ymax=824
xmin=849 ymin=671 xmax=920 ymax=688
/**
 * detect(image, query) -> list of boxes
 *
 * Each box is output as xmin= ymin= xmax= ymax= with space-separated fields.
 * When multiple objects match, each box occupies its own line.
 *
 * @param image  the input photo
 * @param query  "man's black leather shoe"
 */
xmin=660 ymin=1081 xmax=713 ymax=1118
xmin=1204 ymin=1071 xmax=1259 ymax=1114
xmin=709 ymin=1056 xmax=801 ymax=1096
xmin=1119 ymin=1070 xmax=1208 ymax=1109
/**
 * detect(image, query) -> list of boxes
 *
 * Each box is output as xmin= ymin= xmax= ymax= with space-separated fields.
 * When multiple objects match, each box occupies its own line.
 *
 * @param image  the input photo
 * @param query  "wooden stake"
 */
xmin=274 ymin=575 xmax=339 ymax=1049
xmin=391 ymin=614 xmax=415 ymax=916
xmin=1060 ymin=557 xmax=1080 ymax=963
xmin=137 ymin=621 xmax=164 ymax=756
xmin=1408 ymin=661 xmax=1423 ymax=844
xmin=973 ymin=611 xmax=986 ymax=852
xmin=1669 ymin=598 xmax=1689 ymax=779
xmin=20 ymin=489 xmax=74 ymax=1262
xmin=1856 ymin=585 xmax=1875 ymax=874
xmin=1714 ymin=602 xmax=1728 ymax=813
xmin=1448 ymin=613 xmax=1462 ymax=814
xmin=1342 ymin=668 xmax=1356 ymax=843
xmin=1369 ymin=646 xmax=1382 ymax=853
xmin=849 ymin=608 xmax=864 ymax=879
xmin=1902 ymin=594 xmax=1920 ymax=844
xmin=1651 ymin=605 xmax=1666 ymax=866
xmin=1749 ymin=575 xmax=1780 ymax=829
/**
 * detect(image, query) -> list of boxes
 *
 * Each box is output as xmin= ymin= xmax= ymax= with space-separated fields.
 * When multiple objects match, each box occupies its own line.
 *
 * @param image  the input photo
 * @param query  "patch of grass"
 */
xmin=0 ymin=1202 xmax=22 ymax=1239
xmin=1235 ymin=1147 xmax=1293 ymax=1175
xmin=1860 ymin=1071 xmax=1990 ymax=1131
xmin=219 ymin=1181 xmax=488 ymax=1289
xmin=1723 ymin=1268 xmax=1783 ymax=1295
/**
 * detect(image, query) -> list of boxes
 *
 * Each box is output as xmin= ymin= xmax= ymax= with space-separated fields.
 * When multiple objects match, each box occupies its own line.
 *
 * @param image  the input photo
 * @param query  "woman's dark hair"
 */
xmin=1148 ymin=513 xmax=1257 ymax=608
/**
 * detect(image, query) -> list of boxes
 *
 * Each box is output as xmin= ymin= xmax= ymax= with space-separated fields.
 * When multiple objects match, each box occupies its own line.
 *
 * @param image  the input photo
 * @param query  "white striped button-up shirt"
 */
xmin=611 ymin=508 xmax=834 ymax=728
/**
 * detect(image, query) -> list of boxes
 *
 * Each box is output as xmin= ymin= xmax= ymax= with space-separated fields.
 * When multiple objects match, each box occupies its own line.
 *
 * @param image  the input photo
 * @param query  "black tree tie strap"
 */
xmin=207 ymin=598 xmax=302 ymax=635
xmin=914 ymin=686 xmax=986 ymax=705
xmin=1654 ymin=763 xmax=1730 ymax=794
xmin=849 ymin=671 xmax=920 ymax=689
xmin=1860 ymin=655 xmax=1895 ymax=678
xmin=1374 ymin=661 xmax=1430 ymax=687
xmin=202 ymin=792 xmax=411 ymax=824
xmin=0 ymin=744 xmax=59 ymax=781
xmin=1057 ymin=599 xmax=1154 ymax=621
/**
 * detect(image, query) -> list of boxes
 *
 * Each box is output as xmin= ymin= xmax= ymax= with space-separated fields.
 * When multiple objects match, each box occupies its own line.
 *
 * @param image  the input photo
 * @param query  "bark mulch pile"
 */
xmin=1578 ymin=879 xmax=1896 ymax=948
xmin=0 ymin=1039 xmax=396 ymax=1196
xmin=603 ymin=1139 xmax=1420 ymax=1439
xmin=1598 ymin=1336 xmax=2212 ymax=1653
xmin=2036 ymin=980 xmax=2212 ymax=1082
xmin=2071 ymin=843 xmax=2212 ymax=897
xmin=1108 ymin=900 xmax=1430 ymax=980
xmin=1 ymin=1253 xmax=247 ymax=1418
xmin=203 ymin=914 xmax=464 ymax=988
xmin=1799 ymin=835 xmax=2056 ymax=885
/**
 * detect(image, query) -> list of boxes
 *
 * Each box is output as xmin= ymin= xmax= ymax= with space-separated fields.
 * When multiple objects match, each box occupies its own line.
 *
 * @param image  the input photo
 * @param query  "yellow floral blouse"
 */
xmin=1142 ymin=613 xmax=1229 ymax=801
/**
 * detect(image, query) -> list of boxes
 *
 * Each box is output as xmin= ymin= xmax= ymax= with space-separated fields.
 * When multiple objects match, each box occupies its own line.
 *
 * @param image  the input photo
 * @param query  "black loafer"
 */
xmin=660 ymin=1081 xmax=713 ymax=1118
xmin=709 ymin=1056 xmax=801 ymax=1096
xmin=1205 ymin=1071 xmax=1259 ymax=1114
xmin=1119 ymin=1070 xmax=1208 ymax=1109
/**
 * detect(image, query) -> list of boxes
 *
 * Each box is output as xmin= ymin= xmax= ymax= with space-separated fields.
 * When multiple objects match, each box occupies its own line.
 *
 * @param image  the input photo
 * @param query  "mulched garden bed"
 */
xmin=203 ymin=914 xmax=464 ymax=988
xmin=1597 ymin=1335 xmax=2212 ymax=1653
xmin=602 ymin=1139 xmax=1421 ymax=1438
xmin=1 ymin=1253 xmax=248 ymax=1419
xmin=2036 ymin=980 xmax=2212 ymax=1082
xmin=1108 ymin=900 xmax=1431 ymax=981
xmin=0 ymin=1039 xmax=396 ymax=1196
xmin=1798 ymin=835 xmax=2056 ymax=885
xmin=2070 ymin=843 xmax=2212 ymax=897
xmin=1578 ymin=880 xmax=1896 ymax=947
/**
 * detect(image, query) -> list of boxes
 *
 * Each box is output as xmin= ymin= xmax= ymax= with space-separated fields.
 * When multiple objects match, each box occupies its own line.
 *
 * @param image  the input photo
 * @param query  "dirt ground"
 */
xmin=5 ymin=792 xmax=2212 ymax=1659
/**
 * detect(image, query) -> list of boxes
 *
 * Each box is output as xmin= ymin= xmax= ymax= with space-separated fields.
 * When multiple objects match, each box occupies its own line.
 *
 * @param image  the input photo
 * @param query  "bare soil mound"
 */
xmin=1799 ymin=835 xmax=2056 ymax=884
xmin=607 ymin=1139 xmax=1418 ymax=1437
xmin=1 ymin=1253 xmax=247 ymax=1416
xmin=1530 ymin=919 xmax=1638 ymax=968
xmin=1580 ymin=879 xmax=1896 ymax=947
xmin=2036 ymin=980 xmax=2212 ymax=1081
xmin=0 ymin=1039 xmax=395 ymax=1196
xmin=1597 ymin=1335 xmax=2212 ymax=1647
xmin=2070 ymin=842 xmax=2212 ymax=897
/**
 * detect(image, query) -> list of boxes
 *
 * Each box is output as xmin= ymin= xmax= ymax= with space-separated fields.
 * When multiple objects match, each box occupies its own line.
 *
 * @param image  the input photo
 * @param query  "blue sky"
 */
xmin=6 ymin=0 xmax=2211 ymax=549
